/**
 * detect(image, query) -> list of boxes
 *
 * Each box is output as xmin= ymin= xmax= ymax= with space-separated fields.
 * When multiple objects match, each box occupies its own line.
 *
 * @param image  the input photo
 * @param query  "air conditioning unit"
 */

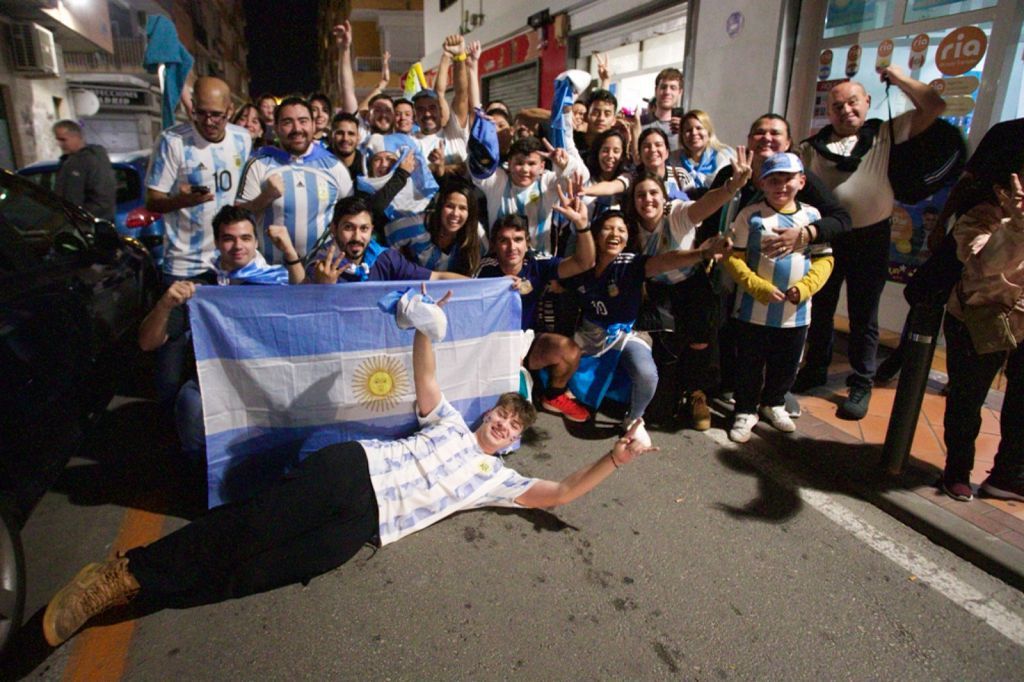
xmin=9 ymin=23 xmax=60 ymax=77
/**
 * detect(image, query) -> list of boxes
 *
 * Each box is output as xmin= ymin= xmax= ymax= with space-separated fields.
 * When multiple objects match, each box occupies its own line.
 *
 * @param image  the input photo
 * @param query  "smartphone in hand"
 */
xmin=190 ymin=185 xmax=210 ymax=195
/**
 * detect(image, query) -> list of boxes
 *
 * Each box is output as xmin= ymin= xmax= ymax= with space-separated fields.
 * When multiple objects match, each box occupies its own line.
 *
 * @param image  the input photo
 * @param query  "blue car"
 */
xmin=18 ymin=150 xmax=165 ymax=265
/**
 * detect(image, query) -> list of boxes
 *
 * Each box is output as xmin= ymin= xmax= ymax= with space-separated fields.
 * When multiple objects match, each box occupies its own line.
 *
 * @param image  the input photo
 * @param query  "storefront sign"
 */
xmin=477 ymin=30 xmax=541 ymax=78
xmin=935 ymin=26 xmax=987 ymax=76
xmin=845 ymin=44 xmax=862 ymax=77
xmin=908 ymin=33 xmax=930 ymax=70
xmin=811 ymin=78 xmax=847 ymax=132
xmin=875 ymin=39 xmax=894 ymax=71
xmin=818 ymin=49 xmax=834 ymax=80
xmin=92 ymin=87 xmax=148 ymax=109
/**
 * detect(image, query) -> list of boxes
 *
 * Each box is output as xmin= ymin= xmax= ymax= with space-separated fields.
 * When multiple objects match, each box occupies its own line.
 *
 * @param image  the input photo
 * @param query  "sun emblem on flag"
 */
xmin=352 ymin=355 xmax=409 ymax=412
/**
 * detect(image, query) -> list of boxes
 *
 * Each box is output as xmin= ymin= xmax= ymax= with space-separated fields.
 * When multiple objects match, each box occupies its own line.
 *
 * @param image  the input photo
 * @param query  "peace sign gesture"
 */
xmin=541 ymin=138 xmax=570 ymax=171
xmin=553 ymin=175 xmax=588 ymax=229
xmin=726 ymin=145 xmax=754 ymax=192
xmin=313 ymin=244 xmax=343 ymax=284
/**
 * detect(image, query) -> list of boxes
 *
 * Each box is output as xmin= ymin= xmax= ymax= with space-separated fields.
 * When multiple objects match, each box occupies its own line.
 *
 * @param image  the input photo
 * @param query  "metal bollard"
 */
xmin=881 ymin=302 xmax=945 ymax=476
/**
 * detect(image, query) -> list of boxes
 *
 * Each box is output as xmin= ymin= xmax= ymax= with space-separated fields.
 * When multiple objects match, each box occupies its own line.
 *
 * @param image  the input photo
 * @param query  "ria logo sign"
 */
xmin=936 ymin=26 xmax=987 ymax=76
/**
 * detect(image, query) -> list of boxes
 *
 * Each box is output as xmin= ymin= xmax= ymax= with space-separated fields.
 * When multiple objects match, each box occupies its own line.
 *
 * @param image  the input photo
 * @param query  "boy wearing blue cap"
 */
xmin=723 ymin=152 xmax=835 ymax=443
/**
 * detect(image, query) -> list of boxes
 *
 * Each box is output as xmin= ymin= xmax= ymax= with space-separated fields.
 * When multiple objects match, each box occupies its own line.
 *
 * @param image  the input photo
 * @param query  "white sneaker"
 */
xmin=624 ymin=418 xmax=653 ymax=448
xmin=729 ymin=413 xmax=759 ymax=443
xmin=759 ymin=404 xmax=796 ymax=433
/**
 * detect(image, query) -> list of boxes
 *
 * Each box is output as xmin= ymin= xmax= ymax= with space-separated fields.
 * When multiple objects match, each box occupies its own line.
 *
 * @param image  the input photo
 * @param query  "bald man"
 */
xmin=795 ymin=66 xmax=945 ymax=419
xmin=144 ymin=76 xmax=253 ymax=403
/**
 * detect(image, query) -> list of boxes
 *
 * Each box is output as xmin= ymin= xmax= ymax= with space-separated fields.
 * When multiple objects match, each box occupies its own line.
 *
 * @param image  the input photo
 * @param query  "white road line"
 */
xmin=704 ymin=428 xmax=1024 ymax=648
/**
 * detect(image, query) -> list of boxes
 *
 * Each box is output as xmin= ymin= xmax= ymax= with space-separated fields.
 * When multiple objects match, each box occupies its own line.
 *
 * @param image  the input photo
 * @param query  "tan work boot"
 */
xmin=43 ymin=557 xmax=140 ymax=646
xmin=691 ymin=390 xmax=711 ymax=431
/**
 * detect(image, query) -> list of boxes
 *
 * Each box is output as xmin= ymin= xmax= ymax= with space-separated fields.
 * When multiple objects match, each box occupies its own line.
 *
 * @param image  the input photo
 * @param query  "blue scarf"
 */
xmin=680 ymin=148 xmax=719 ymax=189
xmin=210 ymin=251 xmax=289 ymax=286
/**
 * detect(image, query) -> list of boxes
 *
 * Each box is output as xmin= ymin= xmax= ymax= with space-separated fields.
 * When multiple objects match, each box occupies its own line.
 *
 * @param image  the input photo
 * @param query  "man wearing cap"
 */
xmin=414 ymin=34 xmax=472 ymax=174
xmin=794 ymin=66 xmax=945 ymax=419
xmin=237 ymin=96 xmax=353 ymax=265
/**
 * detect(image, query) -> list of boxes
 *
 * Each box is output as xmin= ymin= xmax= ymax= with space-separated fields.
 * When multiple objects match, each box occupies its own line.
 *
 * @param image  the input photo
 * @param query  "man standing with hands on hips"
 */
xmin=795 ymin=66 xmax=945 ymax=419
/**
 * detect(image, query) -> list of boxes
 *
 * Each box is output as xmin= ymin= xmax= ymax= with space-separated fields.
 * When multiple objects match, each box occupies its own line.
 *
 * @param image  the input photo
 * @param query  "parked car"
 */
xmin=18 ymin=150 xmax=165 ymax=266
xmin=0 ymin=168 xmax=158 ymax=654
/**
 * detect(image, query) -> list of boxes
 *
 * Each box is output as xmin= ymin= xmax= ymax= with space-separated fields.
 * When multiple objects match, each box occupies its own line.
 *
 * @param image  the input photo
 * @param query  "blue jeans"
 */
xmin=175 ymin=379 xmax=205 ymax=463
xmin=942 ymin=314 xmax=1024 ymax=484
xmin=621 ymin=338 xmax=658 ymax=421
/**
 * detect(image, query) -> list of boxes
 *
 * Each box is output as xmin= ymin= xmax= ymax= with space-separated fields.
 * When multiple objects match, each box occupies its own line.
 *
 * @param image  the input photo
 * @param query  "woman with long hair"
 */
xmin=624 ymin=152 xmax=751 ymax=430
xmin=670 ymin=109 xmax=735 ymax=194
xmin=390 ymin=181 xmax=487 ymax=276
xmin=583 ymin=127 xmax=688 ymax=203
xmin=232 ymin=103 xmax=265 ymax=149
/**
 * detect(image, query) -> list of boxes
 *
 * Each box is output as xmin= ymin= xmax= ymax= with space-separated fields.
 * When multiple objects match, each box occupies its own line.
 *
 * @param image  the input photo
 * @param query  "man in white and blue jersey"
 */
xmin=145 ymin=77 xmax=252 ymax=406
xmin=43 ymin=290 xmax=657 ymax=646
xmin=237 ymin=97 xmax=353 ymax=265
xmin=146 ymin=77 xmax=252 ymax=283
xmin=722 ymin=153 xmax=834 ymax=443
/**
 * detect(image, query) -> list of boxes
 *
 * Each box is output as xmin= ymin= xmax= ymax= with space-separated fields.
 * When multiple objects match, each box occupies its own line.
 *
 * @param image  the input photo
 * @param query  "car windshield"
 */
xmin=0 ymin=173 xmax=90 ymax=262
xmin=21 ymin=165 xmax=140 ymax=205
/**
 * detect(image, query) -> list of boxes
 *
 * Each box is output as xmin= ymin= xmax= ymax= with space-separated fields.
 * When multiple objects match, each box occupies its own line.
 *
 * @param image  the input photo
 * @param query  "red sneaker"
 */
xmin=541 ymin=392 xmax=590 ymax=423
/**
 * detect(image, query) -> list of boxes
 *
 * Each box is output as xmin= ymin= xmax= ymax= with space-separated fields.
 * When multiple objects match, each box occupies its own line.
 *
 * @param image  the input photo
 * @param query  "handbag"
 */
xmin=957 ymin=283 xmax=1018 ymax=354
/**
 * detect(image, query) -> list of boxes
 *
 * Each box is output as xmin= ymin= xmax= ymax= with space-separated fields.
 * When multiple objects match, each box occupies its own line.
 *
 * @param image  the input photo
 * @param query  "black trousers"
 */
xmin=803 ymin=219 xmax=892 ymax=388
xmin=127 ymin=442 xmax=379 ymax=608
xmin=734 ymin=320 xmax=808 ymax=414
xmin=942 ymin=314 xmax=1024 ymax=484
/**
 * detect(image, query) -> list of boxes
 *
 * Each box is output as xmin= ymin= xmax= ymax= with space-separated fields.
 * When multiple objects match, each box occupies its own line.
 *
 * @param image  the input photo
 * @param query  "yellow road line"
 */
xmin=63 ymin=503 xmax=167 ymax=682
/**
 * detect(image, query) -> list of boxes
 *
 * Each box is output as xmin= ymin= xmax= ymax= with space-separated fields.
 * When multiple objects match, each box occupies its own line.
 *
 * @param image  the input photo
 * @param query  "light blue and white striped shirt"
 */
xmin=237 ymin=143 xmax=353 ymax=264
xmin=730 ymin=201 xmax=829 ymax=328
xmin=362 ymin=396 xmax=538 ymax=546
xmin=146 ymin=122 xmax=252 ymax=277
xmin=639 ymin=199 xmax=700 ymax=284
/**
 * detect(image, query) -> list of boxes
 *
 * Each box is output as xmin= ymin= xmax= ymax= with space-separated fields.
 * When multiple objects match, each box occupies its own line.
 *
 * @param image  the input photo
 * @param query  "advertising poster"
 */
xmin=811 ymin=78 xmax=847 ymax=133
xmin=888 ymin=186 xmax=950 ymax=283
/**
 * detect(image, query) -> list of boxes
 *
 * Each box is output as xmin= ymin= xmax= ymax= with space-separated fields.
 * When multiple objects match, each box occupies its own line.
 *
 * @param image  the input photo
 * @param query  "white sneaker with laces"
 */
xmin=759 ymin=404 xmax=796 ymax=432
xmin=729 ymin=413 xmax=759 ymax=443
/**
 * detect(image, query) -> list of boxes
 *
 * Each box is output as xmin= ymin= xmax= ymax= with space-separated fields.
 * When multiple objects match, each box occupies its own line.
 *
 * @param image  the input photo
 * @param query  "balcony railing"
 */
xmin=354 ymin=55 xmax=417 ymax=75
xmin=64 ymin=36 xmax=148 ymax=74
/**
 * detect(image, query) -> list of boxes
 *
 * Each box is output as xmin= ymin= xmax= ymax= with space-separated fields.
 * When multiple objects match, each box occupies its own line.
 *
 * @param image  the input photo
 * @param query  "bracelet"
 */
xmin=801 ymin=226 xmax=813 ymax=245
xmin=453 ymin=53 xmax=467 ymax=62
xmin=608 ymin=451 xmax=620 ymax=469
xmin=284 ymin=256 xmax=303 ymax=266
xmin=575 ymin=226 xmax=591 ymax=234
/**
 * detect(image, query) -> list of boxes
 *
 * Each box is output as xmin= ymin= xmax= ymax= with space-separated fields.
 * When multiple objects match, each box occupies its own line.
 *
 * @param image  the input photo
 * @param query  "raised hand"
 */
xmin=161 ymin=280 xmax=196 ymax=309
xmin=466 ymin=40 xmax=481 ymax=68
xmin=427 ymin=140 xmax=445 ymax=171
xmin=332 ymin=22 xmax=352 ymax=50
xmin=420 ymin=281 xmax=453 ymax=307
xmin=313 ymin=244 xmax=342 ymax=284
xmin=728 ymin=145 xmax=754 ymax=189
xmin=265 ymin=224 xmax=295 ymax=253
xmin=379 ymin=51 xmax=391 ymax=89
xmin=552 ymin=176 xmax=588 ymax=229
xmin=542 ymin=138 xmax=570 ymax=171
xmin=443 ymin=34 xmax=465 ymax=58
xmin=595 ymin=52 xmax=611 ymax=85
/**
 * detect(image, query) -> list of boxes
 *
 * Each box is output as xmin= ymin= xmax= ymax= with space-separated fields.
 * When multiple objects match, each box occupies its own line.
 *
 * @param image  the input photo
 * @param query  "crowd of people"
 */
xmin=40 ymin=23 xmax=1024 ymax=648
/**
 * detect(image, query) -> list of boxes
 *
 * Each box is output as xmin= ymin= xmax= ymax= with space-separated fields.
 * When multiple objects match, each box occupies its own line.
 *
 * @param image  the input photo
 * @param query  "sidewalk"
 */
xmin=789 ymin=332 xmax=1024 ymax=590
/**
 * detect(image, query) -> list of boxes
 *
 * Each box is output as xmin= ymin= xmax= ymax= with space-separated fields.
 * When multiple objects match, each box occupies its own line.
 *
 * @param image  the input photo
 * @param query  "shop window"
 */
xmin=586 ymin=27 xmax=685 ymax=115
xmin=903 ymin=0 xmax=997 ymax=23
xmin=813 ymin=22 xmax=992 ymax=139
xmin=999 ymin=16 xmax=1024 ymax=121
xmin=823 ymin=0 xmax=896 ymax=39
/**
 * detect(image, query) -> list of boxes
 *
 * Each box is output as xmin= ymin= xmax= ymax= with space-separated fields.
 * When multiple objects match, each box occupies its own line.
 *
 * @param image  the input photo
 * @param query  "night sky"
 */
xmin=243 ymin=0 xmax=319 ymax=97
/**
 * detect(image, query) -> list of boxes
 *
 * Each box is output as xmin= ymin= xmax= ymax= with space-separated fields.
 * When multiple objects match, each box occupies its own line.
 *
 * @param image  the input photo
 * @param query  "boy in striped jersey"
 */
xmin=723 ymin=153 xmax=834 ymax=443
xmin=43 ymin=288 xmax=657 ymax=647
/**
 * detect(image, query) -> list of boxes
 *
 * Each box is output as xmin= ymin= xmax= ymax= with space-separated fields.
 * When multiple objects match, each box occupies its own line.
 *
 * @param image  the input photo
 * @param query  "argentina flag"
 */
xmin=189 ymin=279 xmax=522 ymax=507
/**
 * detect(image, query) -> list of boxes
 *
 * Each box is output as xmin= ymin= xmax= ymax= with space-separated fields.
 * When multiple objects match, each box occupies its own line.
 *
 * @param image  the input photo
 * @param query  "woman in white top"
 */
xmin=670 ymin=109 xmax=736 ymax=194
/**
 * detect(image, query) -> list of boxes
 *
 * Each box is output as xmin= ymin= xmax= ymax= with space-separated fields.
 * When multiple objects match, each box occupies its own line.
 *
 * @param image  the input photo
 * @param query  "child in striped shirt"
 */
xmin=723 ymin=152 xmax=834 ymax=443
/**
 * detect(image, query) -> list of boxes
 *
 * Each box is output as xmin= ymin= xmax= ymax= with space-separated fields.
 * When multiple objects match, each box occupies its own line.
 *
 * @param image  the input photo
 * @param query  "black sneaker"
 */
xmin=838 ymin=386 xmax=871 ymax=420
xmin=792 ymin=366 xmax=827 ymax=394
xmin=980 ymin=476 xmax=1024 ymax=501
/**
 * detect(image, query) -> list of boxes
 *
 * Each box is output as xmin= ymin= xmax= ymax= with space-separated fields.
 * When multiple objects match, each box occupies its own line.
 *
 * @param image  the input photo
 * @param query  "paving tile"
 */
xmin=997 ymin=530 xmax=1024 ymax=551
xmin=866 ymin=387 xmax=896 ymax=417
xmin=920 ymin=393 xmax=947 ymax=426
xmin=949 ymin=505 xmax=1017 ymax=535
xmin=858 ymin=413 xmax=889 ymax=445
xmin=981 ymin=497 xmax=1024 ymax=517
xmin=980 ymin=408 xmax=1001 ymax=435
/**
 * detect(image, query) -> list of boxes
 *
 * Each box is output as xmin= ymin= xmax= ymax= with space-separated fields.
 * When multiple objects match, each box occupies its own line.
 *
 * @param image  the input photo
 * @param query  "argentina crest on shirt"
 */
xmin=187 ymin=279 xmax=522 ymax=507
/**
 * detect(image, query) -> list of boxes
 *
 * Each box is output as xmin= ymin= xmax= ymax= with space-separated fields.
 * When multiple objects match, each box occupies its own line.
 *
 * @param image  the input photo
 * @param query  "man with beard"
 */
xmin=413 ymin=34 xmax=471 ymax=172
xmin=237 ymin=96 xmax=353 ymax=265
xmin=330 ymin=112 xmax=364 ymax=180
xmin=278 ymin=196 xmax=465 ymax=284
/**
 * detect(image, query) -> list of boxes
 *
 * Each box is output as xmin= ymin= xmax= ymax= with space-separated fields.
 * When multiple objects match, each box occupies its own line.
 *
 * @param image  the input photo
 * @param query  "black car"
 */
xmin=0 ymin=168 xmax=157 ymax=654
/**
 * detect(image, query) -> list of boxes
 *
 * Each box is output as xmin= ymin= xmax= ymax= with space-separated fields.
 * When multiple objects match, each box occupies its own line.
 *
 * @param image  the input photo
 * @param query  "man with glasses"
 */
xmin=237 ymin=96 xmax=353 ymax=265
xmin=145 ymin=76 xmax=253 ymax=405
